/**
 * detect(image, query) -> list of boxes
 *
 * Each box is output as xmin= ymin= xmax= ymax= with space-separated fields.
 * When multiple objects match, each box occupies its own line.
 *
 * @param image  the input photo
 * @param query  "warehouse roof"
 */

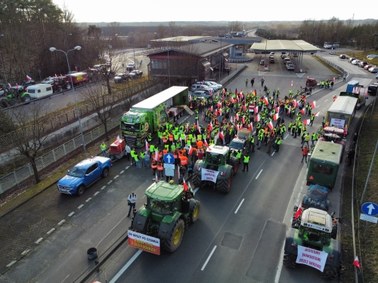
xmin=250 ymin=39 xmax=320 ymax=53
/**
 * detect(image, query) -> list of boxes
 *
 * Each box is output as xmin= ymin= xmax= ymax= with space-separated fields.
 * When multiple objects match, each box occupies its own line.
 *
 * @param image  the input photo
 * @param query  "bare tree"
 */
xmin=83 ymin=85 xmax=115 ymax=141
xmin=10 ymin=103 xmax=50 ymax=183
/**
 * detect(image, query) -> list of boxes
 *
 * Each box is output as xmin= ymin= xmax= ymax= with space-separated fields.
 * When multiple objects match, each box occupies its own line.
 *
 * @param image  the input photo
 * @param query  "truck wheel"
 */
xmin=189 ymin=199 xmax=200 ymax=223
xmin=322 ymin=264 xmax=338 ymax=280
xmin=102 ymin=167 xmax=109 ymax=178
xmin=77 ymin=185 xmax=85 ymax=196
xmin=216 ymin=176 xmax=232 ymax=193
xmin=164 ymin=219 xmax=185 ymax=253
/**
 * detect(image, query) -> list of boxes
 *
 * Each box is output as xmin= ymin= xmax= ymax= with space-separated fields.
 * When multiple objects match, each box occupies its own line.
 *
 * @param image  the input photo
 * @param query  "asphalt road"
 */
xmin=0 ymin=51 xmax=376 ymax=283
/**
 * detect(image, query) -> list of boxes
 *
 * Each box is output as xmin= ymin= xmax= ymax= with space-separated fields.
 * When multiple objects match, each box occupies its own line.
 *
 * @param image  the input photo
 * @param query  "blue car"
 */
xmin=57 ymin=156 xmax=112 ymax=196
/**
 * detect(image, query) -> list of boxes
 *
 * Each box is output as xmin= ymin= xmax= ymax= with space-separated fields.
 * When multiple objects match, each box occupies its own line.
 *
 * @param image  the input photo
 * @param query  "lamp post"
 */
xmin=49 ymin=45 xmax=86 ymax=153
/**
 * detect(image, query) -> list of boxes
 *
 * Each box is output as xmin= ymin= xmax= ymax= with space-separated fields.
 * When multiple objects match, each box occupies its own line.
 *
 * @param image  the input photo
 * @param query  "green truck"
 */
xmin=121 ymin=86 xmax=189 ymax=147
xmin=306 ymin=141 xmax=343 ymax=190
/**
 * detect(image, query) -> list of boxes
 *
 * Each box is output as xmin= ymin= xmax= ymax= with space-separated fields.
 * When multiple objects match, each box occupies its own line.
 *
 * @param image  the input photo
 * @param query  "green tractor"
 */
xmin=283 ymin=207 xmax=340 ymax=280
xmin=191 ymin=145 xmax=239 ymax=193
xmin=130 ymin=181 xmax=200 ymax=253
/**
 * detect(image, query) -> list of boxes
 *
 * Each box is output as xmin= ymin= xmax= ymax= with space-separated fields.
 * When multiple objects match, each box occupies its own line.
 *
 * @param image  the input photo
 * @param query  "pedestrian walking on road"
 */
xmin=301 ymin=145 xmax=309 ymax=163
xmin=251 ymin=78 xmax=255 ymax=87
xmin=260 ymin=77 xmax=265 ymax=87
xmin=127 ymin=192 xmax=137 ymax=217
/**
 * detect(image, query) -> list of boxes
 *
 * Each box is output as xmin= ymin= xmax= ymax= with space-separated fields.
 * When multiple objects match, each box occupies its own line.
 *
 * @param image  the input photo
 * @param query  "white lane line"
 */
xmin=114 ymin=175 xmax=119 ymax=179
xmin=46 ymin=228 xmax=56 ymax=235
xmin=201 ymin=245 xmax=217 ymax=271
xmin=109 ymin=250 xmax=143 ymax=283
xmin=68 ymin=211 xmax=75 ymax=217
xmin=100 ymin=185 xmax=106 ymax=191
xmin=125 ymin=165 xmax=130 ymax=170
xmin=94 ymin=191 xmax=100 ymax=197
xmin=284 ymin=134 xmax=289 ymax=140
xmin=107 ymin=180 xmax=113 ymax=185
xmin=35 ymin=237 xmax=43 ymax=244
xmin=6 ymin=260 xmax=17 ymax=268
xmin=58 ymin=219 xmax=66 ymax=226
xmin=78 ymin=204 xmax=84 ymax=209
xmin=85 ymin=197 xmax=92 ymax=203
xmin=234 ymin=198 xmax=245 ymax=214
xmin=271 ymin=151 xmax=275 ymax=157
xmin=120 ymin=170 xmax=125 ymax=174
xmin=21 ymin=249 xmax=30 ymax=256
xmin=255 ymin=169 xmax=263 ymax=180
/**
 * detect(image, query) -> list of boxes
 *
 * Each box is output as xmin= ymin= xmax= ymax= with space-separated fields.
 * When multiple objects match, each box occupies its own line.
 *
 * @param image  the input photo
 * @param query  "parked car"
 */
xmin=191 ymin=89 xmax=213 ymax=99
xmin=364 ymin=64 xmax=373 ymax=70
xmin=129 ymin=69 xmax=143 ymax=79
xmin=191 ymin=83 xmax=213 ymax=93
xmin=368 ymin=83 xmax=378 ymax=96
xmin=114 ymin=73 xmax=129 ymax=83
xmin=339 ymin=54 xmax=348 ymax=59
xmin=196 ymin=81 xmax=219 ymax=92
xmin=204 ymin=81 xmax=222 ymax=91
xmin=57 ymin=156 xmax=112 ymax=196
xmin=26 ymin=84 xmax=53 ymax=99
xmin=368 ymin=66 xmax=378 ymax=73
xmin=351 ymin=59 xmax=360 ymax=65
xmin=286 ymin=63 xmax=295 ymax=71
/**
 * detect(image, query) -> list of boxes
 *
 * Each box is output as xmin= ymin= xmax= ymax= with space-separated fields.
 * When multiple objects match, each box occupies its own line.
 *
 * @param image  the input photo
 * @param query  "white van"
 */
xmin=26 ymin=84 xmax=53 ymax=99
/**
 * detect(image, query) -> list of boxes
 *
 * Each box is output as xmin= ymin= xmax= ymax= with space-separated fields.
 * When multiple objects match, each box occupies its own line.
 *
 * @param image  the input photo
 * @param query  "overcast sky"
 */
xmin=52 ymin=0 xmax=376 ymax=23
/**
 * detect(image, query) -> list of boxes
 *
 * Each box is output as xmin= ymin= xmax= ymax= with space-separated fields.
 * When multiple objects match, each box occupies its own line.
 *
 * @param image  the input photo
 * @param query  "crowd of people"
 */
xmin=117 ymin=79 xmax=323 ymax=185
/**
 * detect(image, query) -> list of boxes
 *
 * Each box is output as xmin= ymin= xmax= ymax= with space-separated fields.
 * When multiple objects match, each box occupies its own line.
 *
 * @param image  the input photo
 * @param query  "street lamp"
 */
xmin=49 ymin=45 xmax=86 ymax=153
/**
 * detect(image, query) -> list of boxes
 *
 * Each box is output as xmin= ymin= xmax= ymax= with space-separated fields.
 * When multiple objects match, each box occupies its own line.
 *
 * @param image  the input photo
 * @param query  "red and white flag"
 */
xmin=25 ymin=75 xmax=32 ymax=81
xmin=263 ymin=96 xmax=269 ymax=106
xmin=145 ymin=140 xmax=149 ymax=152
xmin=353 ymin=256 xmax=361 ymax=269
xmin=208 ymin=121 xmax=213 ymax=132
xmin=235 ymin=113 xmax=239 ymax=121
xmin=154 ymin=150 xmax=159 ymax=161
xmin=303 ymin=119 xmax=311 ymax=125
xmin=249 ymin=122 xmax=254 ymax=131
xmin=300 ymin=108 xmax=305 ymax=115
xmin=273 ymin=113 xmax=279 ymax=121
xmin=292 ymin=100 xmax=298 ymax=108
xmin=242 ymin=116 xmax=245 ymax=124
xmin=267 ymin=120 xmax=274 ymax=130
xmin=219 ymin=130 xmax=224 ymax=141
xmin=254 ymin=105 xmax=259 ymax=114
xmin=276 ymin=106 xmax=280 ymax=113
xmin=183 ymin=178 xmax=189 ymax=192
xmin=255 ymin=114 xmax=261 ymax=122
xmin=315 ymin=111 xmax=320 ymax=117
xmin=311 ymin=100 xmax=316 ymax=109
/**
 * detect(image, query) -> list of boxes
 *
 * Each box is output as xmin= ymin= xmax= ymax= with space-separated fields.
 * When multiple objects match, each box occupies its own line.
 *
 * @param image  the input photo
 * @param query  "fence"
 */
xmin=0 ymin=82 xmax=166 ymax=194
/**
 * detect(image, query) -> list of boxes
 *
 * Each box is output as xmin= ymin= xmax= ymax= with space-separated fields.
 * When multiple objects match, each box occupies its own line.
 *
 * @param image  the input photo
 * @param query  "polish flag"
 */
xmin=208 ymin=121 xmax=213 ymax=132
xmin=267 ymin=120 xmax=274 ymax=130
xmin=235 ymin=112 xmax=239 ymax=121
xmin=203 ymin=139 xmax=208 ymax=147
xmin=254 ymin=105 xmax=259 ymax=114
xmin=188 ymin=145 xmax=193 ymax=155
xmin=242 ymin=116 xmax=245 ymax=124
xmin=353 ymin=256 xmax=361 ymax=269
xmin=303 ymin=119 xmax=311 ymax=126
xmin=292 ymin=100 xmax=298 ymax=108
xmin=248 ymin=105 xmax=254 ymax=112
xmin=183 ymin=178 xmax=189 ymax=192
xmin=311 ymin=101 xmax=316 ymax=109
xmin=154 ymin=149 xmax=159 ymax=161
xmin=276 ymin=106 xmax=280 ymax=113
xmin=263 ymin=96 xmax=269 ymax=106
xmin=219 ymin=130 xmax=224 ymax=141
xmin=210 ymin=105 xmax=213 ymax=112
xmin=26 ymin=75 xmax=32 ymax=81
xmin=300 ymin=108 xmax=305 ymax=115
xmin=249 ymin=122 xmax=254 ymax=131
xmin=315 ymin=111 xmax=320 ymax=117
xmin=294 ymin=206 xmax=304 ymax=220
xmin=145 ymin=140 xmax=149 ymax=152
xmin=255 ymin=114 xmax=261 ymax=122
xmin=273 ymin=113 xmax=279 ymax=121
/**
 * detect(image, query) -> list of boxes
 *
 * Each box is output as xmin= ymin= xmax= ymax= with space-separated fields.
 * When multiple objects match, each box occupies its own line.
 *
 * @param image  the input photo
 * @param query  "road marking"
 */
xmin=125 ymin=165 xmax=130 ymax=170
xmin=271 ymin=151 xmax=275 ymax=157
xmin=114 ymin=174 xmax=119 ymax=179
xmin=46 ymin=228 xmax=56 ymax=235
xmin=284 ymin=134 xmax=289 ymax=140
xmin=255 ymin=169 xmax=263 ymax=180
xmin=35 ymin=237 xmax=43 ymax=244
xmin=100 ymin=185 xmax=106 ymax=191
xmin=85 ymin=197 xmax=92 ymax=203
xmin=109 ymin=250 xmax=143 ymax=283
xmin=201 ymin=245 xmax=217 ymax=271
xmin=21 ymin=249 xmax=30 ymax=256
xmin=58 ymin=219 xmax=66 ymax=226
xmin=107 ymin=180 xmax=113 ymax=185
xmin=78 ymin=204 xmax=84 ymax=209
xmin=6 ymin=260 xmax=17 ymax=268
xmin=94 ymin=191 xmax=100 ymax=197
xmin=68 ymin=211 xmax=75 ymax=217
xmin=234 ymin=198 xmax=245 ymax=214
xmin=120 ymin=170 xmax=125 ymax=174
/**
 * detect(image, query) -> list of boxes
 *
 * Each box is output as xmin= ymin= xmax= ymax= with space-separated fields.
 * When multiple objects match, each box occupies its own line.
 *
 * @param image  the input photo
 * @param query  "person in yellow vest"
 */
xmin=242 ymin=154 xmax=250 ymax=172
xmin=100 ymin=142 xmax=107 ymax=156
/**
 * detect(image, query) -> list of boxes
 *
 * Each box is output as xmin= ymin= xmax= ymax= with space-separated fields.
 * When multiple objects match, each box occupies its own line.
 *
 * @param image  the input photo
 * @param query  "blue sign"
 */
xmin=163 ymin=153 xmax=175 ymax=164
xmin=361 ymin=202 xmax=378 ymax=216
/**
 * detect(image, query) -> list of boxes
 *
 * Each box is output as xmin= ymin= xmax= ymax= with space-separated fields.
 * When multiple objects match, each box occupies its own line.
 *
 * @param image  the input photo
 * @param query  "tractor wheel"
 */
xmin=216 ymin=176 xmax=232 ymax=193
xmin=283 ymin=253 xmax=297 ymax=269
xmin=77 ymin=185 xmax=85 ymax=196
xmin=164 ymin=219 xmax=185 ymax=253
xmin=189 ymin=199 xmax=200 ymax=223
xmin=321 ymin=264 xmax=338 ymax=280
xmin=191 ymin=172 xmax=201 ymax=188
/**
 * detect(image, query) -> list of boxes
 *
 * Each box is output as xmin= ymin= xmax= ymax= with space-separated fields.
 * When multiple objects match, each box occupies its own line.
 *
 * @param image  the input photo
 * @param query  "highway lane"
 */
xmin=2 ymin=52 xmax=371 ymax=282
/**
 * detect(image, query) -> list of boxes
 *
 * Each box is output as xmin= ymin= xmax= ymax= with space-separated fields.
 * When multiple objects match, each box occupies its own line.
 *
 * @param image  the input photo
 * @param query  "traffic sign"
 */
xmin=360 ymin=213 xmax=378 ymax=224
xmin=361 ymin=202 xmax=378 ymax=216
xmin=163 ymin=153 xmax=175 ymax=164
